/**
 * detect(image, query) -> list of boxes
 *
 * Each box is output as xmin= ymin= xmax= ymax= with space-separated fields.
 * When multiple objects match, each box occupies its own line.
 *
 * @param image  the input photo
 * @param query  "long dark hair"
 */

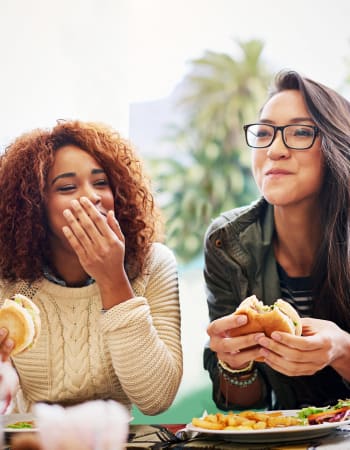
xmin=269 ymin=70 xmax=350 ymax=330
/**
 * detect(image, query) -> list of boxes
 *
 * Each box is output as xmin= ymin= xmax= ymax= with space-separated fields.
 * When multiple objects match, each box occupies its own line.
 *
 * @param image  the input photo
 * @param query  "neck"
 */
xmin=273 ymin=202 xmax=322 ymax=277
xmin=48 ymin=251 xmax=90 ymax=287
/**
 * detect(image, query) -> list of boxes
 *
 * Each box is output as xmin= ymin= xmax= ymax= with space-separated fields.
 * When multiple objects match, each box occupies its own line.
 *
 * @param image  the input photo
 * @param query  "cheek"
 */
xmin=102 ymin=191 xmax=115 ymax=210
xmin=306 ymin=152 xmax=325 ymax=190
xmin=45 ymin=198 xmax=67 ymax=231
xmin=251 ymin=153 xmax=264 ymax=189
xmin=310 ymin=163 xmax=325 ymax=193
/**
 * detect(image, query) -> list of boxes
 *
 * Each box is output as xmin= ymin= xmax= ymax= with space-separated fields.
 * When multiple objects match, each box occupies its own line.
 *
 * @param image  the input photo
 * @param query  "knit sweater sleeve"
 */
xmin=99 ymin=243 xmax=182 ymax=415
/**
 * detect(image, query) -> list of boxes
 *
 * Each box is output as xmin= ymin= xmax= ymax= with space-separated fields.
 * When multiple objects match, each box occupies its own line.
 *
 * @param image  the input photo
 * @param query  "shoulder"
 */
xmin=132 ymin=243 xmax=178 ymax=296
xmin=146 ymin=242 xmax=177 ymax=271
xmin=205 ymin=197 xmax=268 ymax=241
xmin=148 ymin=242 xmax=176 ymax=261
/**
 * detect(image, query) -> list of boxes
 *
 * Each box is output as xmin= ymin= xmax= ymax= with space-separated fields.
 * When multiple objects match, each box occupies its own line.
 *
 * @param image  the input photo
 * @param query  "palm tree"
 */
xmin=150 ymin=39 xmax=272 ymax=263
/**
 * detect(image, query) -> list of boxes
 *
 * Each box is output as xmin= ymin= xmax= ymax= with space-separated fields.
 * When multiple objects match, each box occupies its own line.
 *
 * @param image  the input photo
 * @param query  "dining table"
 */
xmin=3 ymin=421 xmax=350 ymax=449
xmin=124 ymin=422 xmax=350 ymax=449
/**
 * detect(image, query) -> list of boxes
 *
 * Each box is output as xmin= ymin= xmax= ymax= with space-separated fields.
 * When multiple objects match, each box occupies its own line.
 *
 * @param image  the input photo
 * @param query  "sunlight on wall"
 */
xmin=0 ymin=0 xmax=129 ymax=151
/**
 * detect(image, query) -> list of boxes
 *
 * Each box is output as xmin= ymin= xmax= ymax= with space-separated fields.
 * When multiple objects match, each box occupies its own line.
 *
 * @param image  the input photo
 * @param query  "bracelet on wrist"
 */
xmin=220 ymin=367 xmax=258 ymax=388
xmin=218 ymin=359 xmax=254 ymax=374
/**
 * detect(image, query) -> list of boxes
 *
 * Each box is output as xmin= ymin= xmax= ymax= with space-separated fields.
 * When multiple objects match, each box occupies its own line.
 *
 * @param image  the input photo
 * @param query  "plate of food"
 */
xmin=186 ymin=401 xmax=350 ymax=443
xmin=2 ymin=413 xmax=37 ymax=433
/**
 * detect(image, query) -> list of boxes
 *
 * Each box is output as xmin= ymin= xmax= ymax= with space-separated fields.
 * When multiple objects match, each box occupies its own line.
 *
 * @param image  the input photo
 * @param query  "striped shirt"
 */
xmin=277 ymin=263 xmax=313 ymax=317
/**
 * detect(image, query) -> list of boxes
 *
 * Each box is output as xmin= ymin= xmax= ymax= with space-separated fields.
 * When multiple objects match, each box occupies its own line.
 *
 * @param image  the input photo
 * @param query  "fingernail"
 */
xmin=62 ymin=226 xmax=70 ymax=235
xmin=236 ymin=315 xmax=247 ymax=325
xmin=258 ymin=337 xmax=269 ymax=347
xmin=271 ymin=332 xmax=281 ymax=341
xmin=5 ymin=339 xmax=13 ymax=349
xmin=254 ymin=333 xmax=265 ymax=342
xmin=0 ymin=329 xmax=6 ymax=337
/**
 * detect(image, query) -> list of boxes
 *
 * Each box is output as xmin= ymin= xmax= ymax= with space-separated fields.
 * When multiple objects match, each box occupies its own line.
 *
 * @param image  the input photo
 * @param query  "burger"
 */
xmin=0 ymin=294 xmax=41 ymax=356
xmin=228 ymin=295 xmax=302 ymax=338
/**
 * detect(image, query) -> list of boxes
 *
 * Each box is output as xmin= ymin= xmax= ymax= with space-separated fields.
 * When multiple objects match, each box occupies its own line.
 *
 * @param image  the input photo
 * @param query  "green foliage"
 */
xmin=149 ymin=39 xmax=273 ymax=263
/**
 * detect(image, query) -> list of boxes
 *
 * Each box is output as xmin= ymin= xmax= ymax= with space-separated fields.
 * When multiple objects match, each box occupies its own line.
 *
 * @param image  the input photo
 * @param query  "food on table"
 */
xmin=227 ymin=295 xmax=302 ymax=339
xmin=6 ymin=420 xmax=35 ymax=429
xmin=298 ymin=399 xmax=350 ymax=424
xmin=0 ymin=294 xmax=41 ymax=355
xmin=191 ymin=410 xmax=303 ymax=430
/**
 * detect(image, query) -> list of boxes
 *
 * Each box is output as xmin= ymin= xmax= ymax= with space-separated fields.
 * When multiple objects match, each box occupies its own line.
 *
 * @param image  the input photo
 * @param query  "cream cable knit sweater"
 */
xmin=0 ymin=243 xmax=183 ymax=415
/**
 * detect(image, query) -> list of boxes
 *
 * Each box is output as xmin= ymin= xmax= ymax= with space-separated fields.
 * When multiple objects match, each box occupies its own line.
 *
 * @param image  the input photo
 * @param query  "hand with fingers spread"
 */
xmin=62 ymin=196 xmax=133 ymax=307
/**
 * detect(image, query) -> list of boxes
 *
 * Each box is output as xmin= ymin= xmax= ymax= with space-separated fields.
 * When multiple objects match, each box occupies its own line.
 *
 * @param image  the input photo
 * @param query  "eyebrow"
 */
xmin=259 ymin=117 xmax=314 ymax=124
xmin=51 ymin=168 xmax=106 ymax=186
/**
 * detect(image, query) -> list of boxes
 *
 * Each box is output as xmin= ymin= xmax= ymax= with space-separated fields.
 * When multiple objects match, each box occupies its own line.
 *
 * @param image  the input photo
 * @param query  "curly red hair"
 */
xmin=0 ymin=120 xmax=163 ymax=281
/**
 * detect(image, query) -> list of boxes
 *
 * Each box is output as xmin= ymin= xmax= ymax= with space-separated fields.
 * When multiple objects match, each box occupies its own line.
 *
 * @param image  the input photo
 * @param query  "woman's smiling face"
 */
xmin=251 ymin=89 xmax=325 ymax=208
xmin=45 ymin=145 xmax=114 ymax=253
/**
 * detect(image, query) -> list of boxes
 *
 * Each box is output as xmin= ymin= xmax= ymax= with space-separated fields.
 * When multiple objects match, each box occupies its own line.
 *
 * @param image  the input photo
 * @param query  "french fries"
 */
xmin=192 ymin=411 xmax=303 ymax=431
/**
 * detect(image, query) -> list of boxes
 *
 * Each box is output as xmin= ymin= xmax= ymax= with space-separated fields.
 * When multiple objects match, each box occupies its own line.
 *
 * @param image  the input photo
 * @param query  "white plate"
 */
xmin=2 ymin=412 xmax=133 ymax=433
xmin=186 ymin=410 xmax=350 ymax=443
xmin=2 ymin=413 xmax=37 ymax=433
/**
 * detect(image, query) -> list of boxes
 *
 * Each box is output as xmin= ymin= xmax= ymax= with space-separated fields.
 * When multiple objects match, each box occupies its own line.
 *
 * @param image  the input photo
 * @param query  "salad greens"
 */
xmin=297 ymin=399 xmax=350 ymax=420
xmin=6 ymin=421 xmax=34 ymax=429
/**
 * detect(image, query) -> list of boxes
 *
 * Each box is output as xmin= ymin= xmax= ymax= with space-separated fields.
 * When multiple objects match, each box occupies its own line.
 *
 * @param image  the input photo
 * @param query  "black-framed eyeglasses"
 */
xmin=243 ymin=123 xmax=320 ymax=150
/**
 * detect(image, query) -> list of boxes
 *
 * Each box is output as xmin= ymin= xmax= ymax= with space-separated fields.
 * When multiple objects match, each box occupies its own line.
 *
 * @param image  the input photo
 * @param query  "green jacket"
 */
xmin=203 ymin=197 xmax=350 ymax=410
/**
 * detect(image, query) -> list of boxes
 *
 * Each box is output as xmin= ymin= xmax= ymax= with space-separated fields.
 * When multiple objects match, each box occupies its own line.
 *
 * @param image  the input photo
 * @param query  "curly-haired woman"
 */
xmin=0 ymin=120 xmax=182 ymax=414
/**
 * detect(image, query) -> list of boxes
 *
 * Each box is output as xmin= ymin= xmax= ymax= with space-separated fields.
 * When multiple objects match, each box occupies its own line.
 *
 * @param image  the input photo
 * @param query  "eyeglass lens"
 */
xmin=246 ymin=124 xmax=316 ymax=149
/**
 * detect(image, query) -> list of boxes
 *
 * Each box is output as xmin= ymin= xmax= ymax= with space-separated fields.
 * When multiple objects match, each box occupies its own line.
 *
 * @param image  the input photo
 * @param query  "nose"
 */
xmin=82 ymin=185 xmax=101 ymax=205
xmin=89 ymin=191 xmax=102 ymax=205
xmin=266 ymin=129 xmax=290 ymax=159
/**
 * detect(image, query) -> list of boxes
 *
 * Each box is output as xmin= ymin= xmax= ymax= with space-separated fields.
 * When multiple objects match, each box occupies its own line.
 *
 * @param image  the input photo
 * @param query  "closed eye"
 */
xmin=93 ymin=179 xmax=109 ymax=187
xmin=57 ymin=184 xmax=75 ymax=192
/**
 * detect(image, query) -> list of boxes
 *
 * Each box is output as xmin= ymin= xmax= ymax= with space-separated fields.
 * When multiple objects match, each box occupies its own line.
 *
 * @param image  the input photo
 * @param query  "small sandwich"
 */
xmin=0 ymin=294 xmax=41 ymax=356
xmin=228 ymin=295 xmax=302 ymax=338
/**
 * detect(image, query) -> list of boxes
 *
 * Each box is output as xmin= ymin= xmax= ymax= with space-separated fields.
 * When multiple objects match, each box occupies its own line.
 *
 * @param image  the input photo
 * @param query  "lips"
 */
xmin=265 ymin=168 xmax=292 ymax=176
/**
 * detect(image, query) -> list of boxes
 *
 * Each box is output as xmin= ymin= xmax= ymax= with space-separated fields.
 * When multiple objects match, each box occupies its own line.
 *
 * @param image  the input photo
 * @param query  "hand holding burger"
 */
xmin=227 ymin=295 xmax=302 ymax=363
xmin=0 ymin=294 xmax=41 ymax=356
xmin=228 ymin=295 xmax=302 ymax=338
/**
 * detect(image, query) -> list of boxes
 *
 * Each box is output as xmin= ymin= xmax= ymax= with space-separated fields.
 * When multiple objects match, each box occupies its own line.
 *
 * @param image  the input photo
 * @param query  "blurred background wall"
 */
xmin=1 ymin=0 xmax=350 ymax=424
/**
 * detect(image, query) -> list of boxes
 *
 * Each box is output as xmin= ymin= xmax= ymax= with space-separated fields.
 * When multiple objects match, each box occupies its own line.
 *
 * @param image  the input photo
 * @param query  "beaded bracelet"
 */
xmin=219 ymin=367 xmax=258 ymax=388
xmin=217 ymin=360 xmax=258 ymax=388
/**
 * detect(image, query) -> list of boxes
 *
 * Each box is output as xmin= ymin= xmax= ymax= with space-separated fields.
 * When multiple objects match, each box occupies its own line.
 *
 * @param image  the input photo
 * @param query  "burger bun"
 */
xmin=0 ymin=294 xmax=41 ymax=356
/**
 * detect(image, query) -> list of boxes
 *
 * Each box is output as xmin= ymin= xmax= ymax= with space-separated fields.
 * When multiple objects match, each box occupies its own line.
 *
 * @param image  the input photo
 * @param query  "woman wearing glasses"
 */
xmin=204 ymin=70 xmax=350 ymax=410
